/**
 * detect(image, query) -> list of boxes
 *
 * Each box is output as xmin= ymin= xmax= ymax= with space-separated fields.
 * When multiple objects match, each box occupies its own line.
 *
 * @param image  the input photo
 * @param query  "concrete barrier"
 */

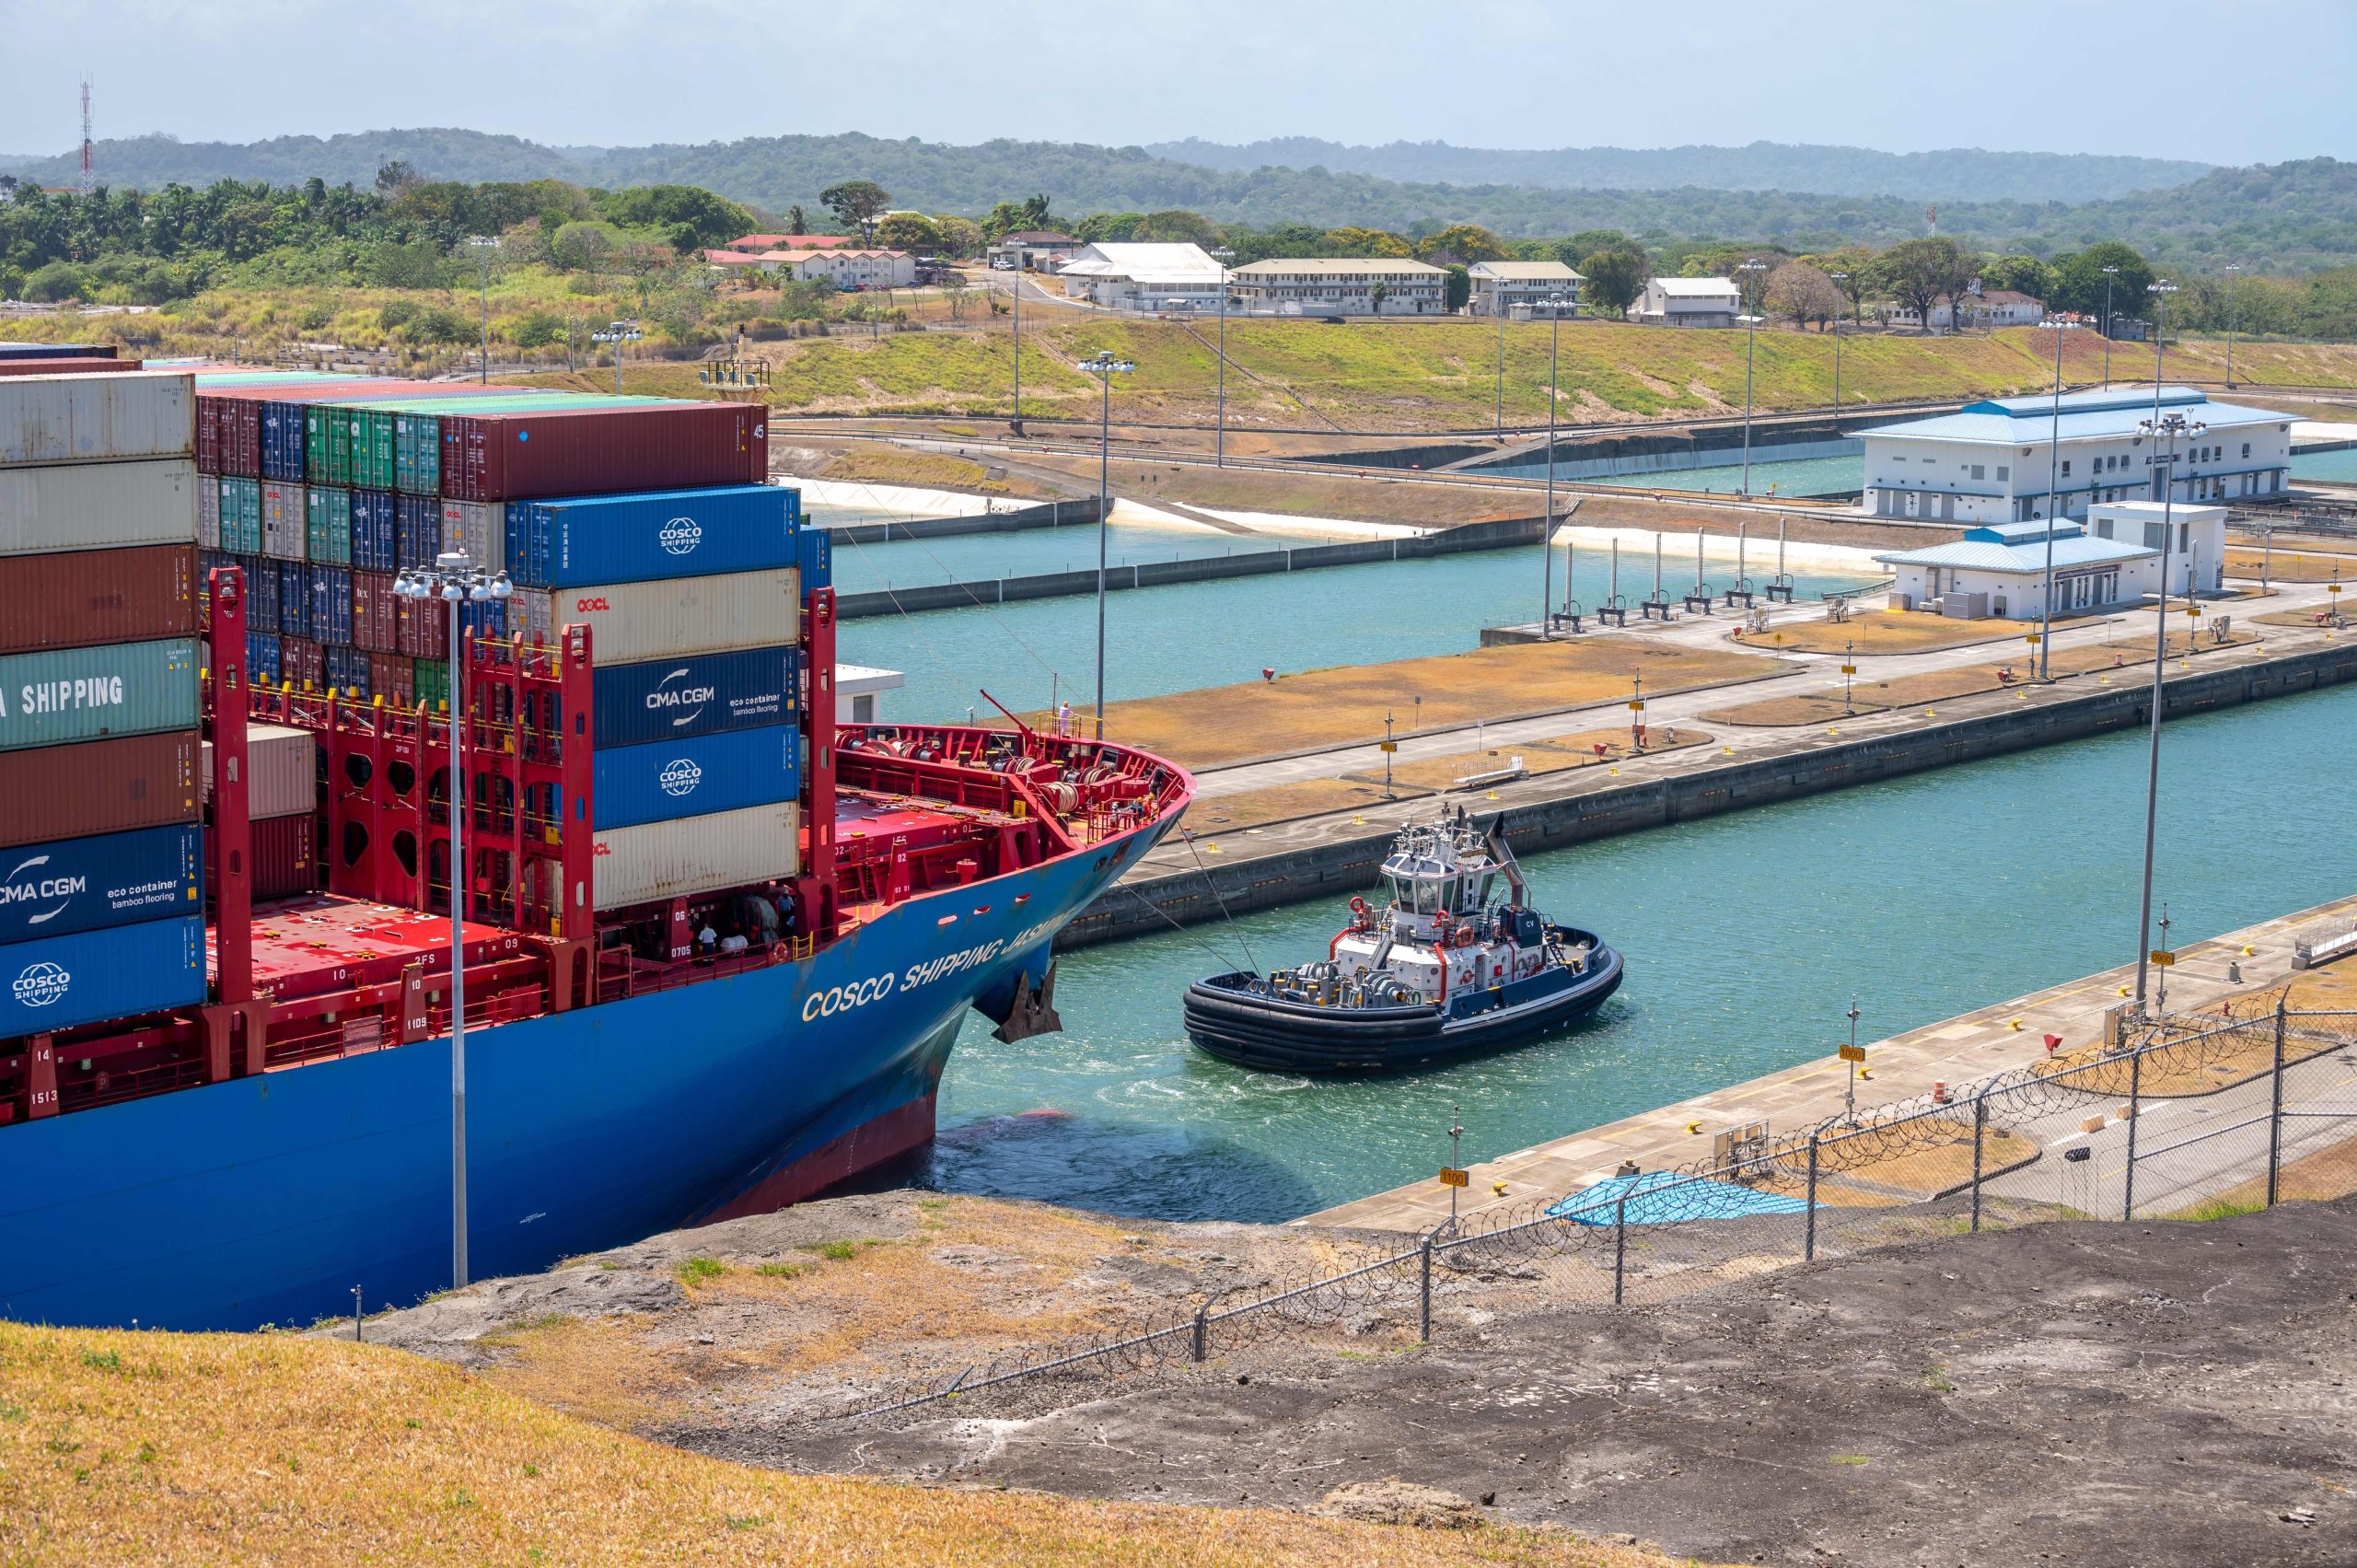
xmin=820 ymin=495 xmax=1107 ymax=545
xmin=1062 ymin=643 xmax=2357 ymax=949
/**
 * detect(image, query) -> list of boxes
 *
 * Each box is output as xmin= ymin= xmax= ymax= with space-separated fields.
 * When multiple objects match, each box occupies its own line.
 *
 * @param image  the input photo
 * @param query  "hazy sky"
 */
xmin=3 ymin=0 xmax=2350 ymax=165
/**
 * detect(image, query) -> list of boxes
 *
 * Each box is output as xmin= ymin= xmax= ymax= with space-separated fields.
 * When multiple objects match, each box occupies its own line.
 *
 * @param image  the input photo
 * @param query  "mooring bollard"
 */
xmin=352 ymin=1284 xmax=364 ymax=1342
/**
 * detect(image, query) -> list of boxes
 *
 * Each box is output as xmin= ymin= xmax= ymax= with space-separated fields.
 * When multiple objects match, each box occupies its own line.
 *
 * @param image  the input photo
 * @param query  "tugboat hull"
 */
xmin=1186 ymin=930 xmax=1623 ymax=1074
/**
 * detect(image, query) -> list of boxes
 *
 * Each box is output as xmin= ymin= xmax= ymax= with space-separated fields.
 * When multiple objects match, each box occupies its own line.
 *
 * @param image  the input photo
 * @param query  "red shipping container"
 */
xmin=0 ymin=729 xmax=200 ymax=850
xmin=439 ymin=402 xmax=765 ymax=502
xmin=351 ymin=569 xmax=398 ymax=654
xmin=196 ymin=396 xmax=220 ymax=473
xmin=397 ymin=592 xmax=446 ymax=659
xmin=281 ymin=634 xmax=324 ymax=691
xmin=0 ymin=357 xmax=139 ymax=377
xmin=368 ymin=651 xmax=415 ymax=706
xmin=0 ymin=545 xmax=197 ymax=655
xmin=250 ymin=810 xmax=319 ymax=900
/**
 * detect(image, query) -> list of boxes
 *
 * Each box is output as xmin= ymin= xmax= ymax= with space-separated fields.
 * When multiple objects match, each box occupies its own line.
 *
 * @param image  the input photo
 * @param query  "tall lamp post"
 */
xmin=590 ymin=319 xmax=640 ymax=396
xmin=2099 ymin=264 xmax=2119 ymax=386
xmin=1495 ymin=284 xmax=1509 ymax=435
xmin=2222 ymin=263 xmax=2244 ymax=390
xmin=1010 ymin=250 xmax=1022 ymax=432
xmin=1538 ymin=293 xmax=1571 ymax=634
xmin=1210 ymin=246 xmax=1236 ymax=467
xmin=392 ymin=552 xmax=513 ymax=1290
xmin=2129 ymin=277 xmax=2192 ymax=1022
xmin=1736 ymin=260 xmax=1769 ymax=496
xmin=2032 ymin=319 xmax=2079 ymax=679
xmin=1828 ymin=271 xmax=1849 ymax=421
xmin=466 ymin=237 xmax=498 ymax=384
xmin=1079 ymin=350 xmax=1134 ymax=739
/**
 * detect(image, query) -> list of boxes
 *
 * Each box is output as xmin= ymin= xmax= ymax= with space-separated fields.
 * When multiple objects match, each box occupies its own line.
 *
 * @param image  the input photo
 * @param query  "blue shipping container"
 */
xmin=351 ymin=489 xmax=400 ymax=573
xmin=277 ymin=560 xmax=312 ymax=640
xmin=247 ymin=630 xmax=281 ymax=685
xmin=458 ymin=598 xmax=505 ymax=644
xmin=395 ymin=494 xmax=440 ymax=569
xmin=504 ymin=485 xmax=796 ymax=589
xmin=242 ymin=553 xmax=282 ymax=632
xmin=796 ymin=528 xmax=831 ymax=592
xmin=0 ymin=824 xmax=203 ymax=945
xmin=325 ymin=645 xmax=369 ymax=697
xmin=308 ymin=564 xmax=354 ymax=646
xmin=591 ymin=646 xmax=799 ymax=749
xmin=591 ymin=724 xmax=801 ymax=830
xmin=0 ymin=913 xmax=206 ymax=1038
xmin=260 ymin=401 xmax=307 ymax=482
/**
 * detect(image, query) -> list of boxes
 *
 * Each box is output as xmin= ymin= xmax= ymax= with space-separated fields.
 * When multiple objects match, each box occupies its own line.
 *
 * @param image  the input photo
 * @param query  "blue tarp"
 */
xmin=1547 ymin=1171 xmax=1811 ymax=1225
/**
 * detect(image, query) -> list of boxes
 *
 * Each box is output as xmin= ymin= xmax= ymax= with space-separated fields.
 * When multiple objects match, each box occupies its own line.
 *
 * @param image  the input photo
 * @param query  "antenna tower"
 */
xmin=1925 ymin=203 xmax=1936 ymax=237
xmin=79 ymin=76 xmax=95 ymax=194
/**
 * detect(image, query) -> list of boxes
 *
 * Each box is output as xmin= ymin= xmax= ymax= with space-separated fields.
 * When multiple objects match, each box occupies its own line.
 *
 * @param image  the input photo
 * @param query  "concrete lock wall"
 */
xmin=821 ymin=495 xmax=1109 ymax=546
xmin=1060 ymin=642 xmax=2357 ymax=949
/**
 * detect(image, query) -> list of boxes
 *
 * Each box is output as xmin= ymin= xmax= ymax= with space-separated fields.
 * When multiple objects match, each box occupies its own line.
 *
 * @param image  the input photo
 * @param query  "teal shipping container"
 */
xmin=0 ymin=637 xmax=199 ymax=751
xmin=305 ymin=486 xmax=353 ymax=565
xmin=393 ymin=412 xmax=439 ymax=496
xmin=219 ymin=478 xmax=262 ymax=554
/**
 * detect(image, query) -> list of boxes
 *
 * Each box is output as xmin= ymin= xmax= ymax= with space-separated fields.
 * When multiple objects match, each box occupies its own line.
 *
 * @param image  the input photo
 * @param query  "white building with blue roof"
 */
xmin=1859 ymin=387 xmax=2292 ymax=523
xmin=1874 ymin=517 xmax=2161 ymax=620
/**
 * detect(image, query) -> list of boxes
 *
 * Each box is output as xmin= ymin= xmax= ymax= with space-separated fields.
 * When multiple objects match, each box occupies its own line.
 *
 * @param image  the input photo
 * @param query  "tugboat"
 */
xmin=1183 ymin=812 xmax=1622 ymax=1074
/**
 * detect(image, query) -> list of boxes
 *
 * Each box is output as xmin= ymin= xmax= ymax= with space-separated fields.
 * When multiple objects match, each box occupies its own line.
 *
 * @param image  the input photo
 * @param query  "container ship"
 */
xmin=0 ymin=355 xmax=1190 ymax=1331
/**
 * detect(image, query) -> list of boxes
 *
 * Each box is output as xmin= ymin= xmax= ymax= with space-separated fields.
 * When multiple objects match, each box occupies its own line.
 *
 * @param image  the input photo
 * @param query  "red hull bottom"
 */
xmin=700 ymin=1092 xmax=938 ymax=1223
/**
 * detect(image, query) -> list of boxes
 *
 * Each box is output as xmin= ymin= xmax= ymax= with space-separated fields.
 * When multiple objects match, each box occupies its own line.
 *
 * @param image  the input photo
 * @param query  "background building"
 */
xmin=1225 ymin=257 xmax=1447 ymax=315
xmin=1859 ymin=387 xmax=2292 ymax=523
xmin=1630 ymin=277 xmax=1741 ymax=327
xmin=1874 ymin=519 xmax=2158 ymax=620
xmin=2087 ymin=500 xmax=2229 ymax=598
xmin=1057 ymin=242 xmax=1225 ymax=310
xmin=1467 ymin=260 xmax=1583 ymax=318
xmin=708 ymin=248 xmax=915 ymax=287
xmin=985 ymin=231 xmax=1079 ymax=271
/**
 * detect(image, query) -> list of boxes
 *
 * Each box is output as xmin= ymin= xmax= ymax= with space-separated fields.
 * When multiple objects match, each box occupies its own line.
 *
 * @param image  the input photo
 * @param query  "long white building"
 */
xmin=1859 ymin=387 xmax=2293 ymax=523
xmin=1057 ymin=242 xmax=1225 ymax=310
xmin=1225 ymin=257 xmax=1448 ymax=315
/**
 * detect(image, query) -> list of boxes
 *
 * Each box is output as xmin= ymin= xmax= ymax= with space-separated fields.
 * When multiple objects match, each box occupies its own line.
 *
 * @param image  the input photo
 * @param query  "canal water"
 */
xmin=840 ymin=544 xmax=1881 ymax=723
xmin=2292 ymin=447 xmax=2357 ymax=484
xmin=823 ymin=515 xmax=1335 ymax=595
xmin=1481 ymin=451 xmax=1864 ymax=498
xmin=921 ymin=679 xmax=2357 ymax=1223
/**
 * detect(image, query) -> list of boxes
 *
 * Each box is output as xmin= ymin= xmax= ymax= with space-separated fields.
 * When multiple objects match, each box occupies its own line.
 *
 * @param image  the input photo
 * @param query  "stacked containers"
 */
xmin=0 ymin=369 xmax=207 ymax=1036
xmin=202 ymin=723 xmax=319 ymax=900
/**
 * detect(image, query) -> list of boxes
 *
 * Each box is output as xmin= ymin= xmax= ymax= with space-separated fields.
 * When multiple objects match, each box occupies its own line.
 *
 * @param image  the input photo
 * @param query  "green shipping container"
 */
xmin=220 ymin=477 xmax=263 ymax=554
xmin=303 ymin=404 xmax=346 ymax=486
xmin=413 ymin=657 xmax=450 ymax=712
xmin=305 ymin=485 xmax=354 ymax=564
xmin=349 ymin=408 xmax=397 ymax=490
xmin=0 ymin=638 xmax=200 ymax=751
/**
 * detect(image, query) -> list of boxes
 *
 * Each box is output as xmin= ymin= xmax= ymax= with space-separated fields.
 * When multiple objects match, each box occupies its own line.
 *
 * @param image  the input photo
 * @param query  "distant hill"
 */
xmin=0 ymin=129 xmax=582 ymax=189
xmin=1143 ymin=138 xmax=2215 ymax=204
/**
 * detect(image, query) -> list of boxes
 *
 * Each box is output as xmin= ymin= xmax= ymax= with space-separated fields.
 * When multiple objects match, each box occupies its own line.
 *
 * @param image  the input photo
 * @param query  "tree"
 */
xmin=1977 ymin=253 xmax=2054 ymax=301
xmin=2049 ymin=241 xmax=2154 ymax=321
xmin=785 ymin=203 xmax=807 ymax=236
xmin=933 ymin=215 xmax=981 ymax=257
xmin=1416 ymin=224 xmax=1509 ymax=265
xmin=1875 ymin=237 xmax=1976 ymax=332
xmin=1562 ymin=228 xmax=1635 ymax=268
xmin=1319 ymin=226 xmax=1412 ymax=259
xmin=511 ymin=310 xmax=564 ymax=349
xmin=1802 ymin=247 xmax=1877 ymax=315
xmin=598 ymin=184 xmax=755 ymax=250
xmin=1767 ymin=261 xmax=1840 ymax=330
xmin=374 ymin=160 xmax=424 ymax=199
xmin=1368 ymin=281 xmax=1390 ymax=314
xmin=1578 ymin=247 xmax=1651 ymax=319
xmin=1132 ymin=209 xmax=1221 ymax=246
xmin=1019 ymin=192 xmax=1052 ymax=229
xmin=818 ymin=180 xmax=891 ymax=243
xmin=874 ymin=212 xmax=944 ymax=252
xmin=1442 ymin=264 xmax=1470 ymax=312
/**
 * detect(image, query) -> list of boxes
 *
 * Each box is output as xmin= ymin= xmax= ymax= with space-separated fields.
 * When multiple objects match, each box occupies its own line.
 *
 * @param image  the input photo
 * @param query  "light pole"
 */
xmin=1495 ymin=285 xmax=1508 ymax=436
xmin=2130 ymin=375 xmax=2200 ymax=1022
xmin=1828 ymin=271 xmax=1849 ymax=421
xmin=392 ymin=551 xmax=513 ymax=1290
xmin=1736 ymin=259 xmax=1768 ymax=496
xmin=466 ymin=237 xmax=497 ymax=384
xmin=590 ymin=319 xmax=640 ymax=396
xmin=2100 ymin=264 xmax=2119 ymax=386
xmin=1010 ymin=252 xmax=1022 ymax=432
xmin=2223 ymin=263 xmax=2244 ymax=390
xmin=1539 ymin=293 xmax=1570 ymax=635
xmin=2033 ymin=319 xmax=2079 ymax=679
xmin=1210 ymin=246 xmax=1236 ymax=467
xmin=1079 ymin=350 xmax=1134 ymax=739
xmin=1843 ymin=995 xmax=1862 ymax=1126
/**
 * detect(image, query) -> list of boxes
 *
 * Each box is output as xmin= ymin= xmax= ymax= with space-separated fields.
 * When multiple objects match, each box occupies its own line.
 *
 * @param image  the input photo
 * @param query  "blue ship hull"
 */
xmin=0 ymin=814 xmax=1175 ymax=1331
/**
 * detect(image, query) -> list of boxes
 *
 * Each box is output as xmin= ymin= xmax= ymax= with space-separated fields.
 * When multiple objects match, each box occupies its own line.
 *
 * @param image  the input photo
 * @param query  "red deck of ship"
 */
xmin=225 ymin=895 xmax=534 ymax=1005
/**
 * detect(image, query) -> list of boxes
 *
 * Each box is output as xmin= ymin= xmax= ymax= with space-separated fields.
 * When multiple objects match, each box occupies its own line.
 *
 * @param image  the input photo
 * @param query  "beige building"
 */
xmin=1630 ymin=276 xmax=1741 ymax=327
xmin=1467 ymin=260 xmax=1582 ymax=318
xmin=1225 ymin=257 xmax=1448 ymax=315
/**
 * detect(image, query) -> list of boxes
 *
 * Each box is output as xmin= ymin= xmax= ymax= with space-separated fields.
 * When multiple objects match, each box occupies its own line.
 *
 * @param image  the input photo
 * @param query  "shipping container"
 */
xmin=396 ymin=591 xmax=444 ymax=659
xmin=350 ymin=488 xmax=398 ymax=572
xmin=196 ymin=472 xmax=221 ymax=549
xmin=592 ymin=645 xmax=798 ymax=749
xmin=394 ymin=493 xmax=439 ymax=568
xmin=324 ymin=644 xmax=369 ymax=697
xmin=505 ymin=484 xmax=795 ymax=589
xmin=242 ymin=553 xmax=281 ymax=633
xmin=588 ymin=802 xmax=800 ymax=910
xmin=440 ymin=499 xmax=503 ymax=570
xmin=275 ymin=561 xmax=312 ymax=640
xmin=367 ymin=651 xmax=414 ymax=706
xmin=590 ymin=723 xmax=802 ymax=830
xmin=303 ymin=404 xmax=394 ymax=490
xmin=796 ymin=525 xmax=831 ymax=592
xmin=0 ymin=343 xmax=117 ymax=361
xmin=0 ymin=822 xmax=201 ymax=946
xmin=0 ymin=459 xmax=198 ymax=558
xmin=0 ymin=546 xmax=196 ymax=656
xmin=0 ymin=373 xmax=193 ymax=467
xmin=508 ymin=568 xmax=797 ymax=666
xmin=0 ymin=637 xmax=199 ymax=751
xmin=308 ymin=563 xmax=354 ymax=646
xmin=440 ymin=401 xmax=766 ymax=502
xmin=0 ymin=729 xmax=201 ymax=851
xmin=193 ymin=394 xmax=263 ymax=478
xmin=304 ymin=485 xmax=352 ymax=565
xmin=260 ymin=482 xmax=308 ymax=562
xmin=0 ymin=357 xmax=138 ymax=377
xmin=200 ymin=722 xmax=316 ymax=820
xmin=351 ymin=569 xmax=398 ymax=655
xmin=413 ymin=656 xmax=449 ymax=711
xmin=0 ymin=913 xmax=207 ymax=1038
xmin=259 ymin=401 xmax=306 ymax=482
xmin=393 ymin=411 xmax=439 ymax=495
xmin=246 ymin=629 xmax=281 ymax=684
xmin=250 ymin=811 xmax=318 ymax=900
xmin=218 ymin=476 xmax=261 ymax=553
xmin=280 ymin=634 xmax=323 ymax=691
xmin=459 ymin=598 xmax=505 ymax=645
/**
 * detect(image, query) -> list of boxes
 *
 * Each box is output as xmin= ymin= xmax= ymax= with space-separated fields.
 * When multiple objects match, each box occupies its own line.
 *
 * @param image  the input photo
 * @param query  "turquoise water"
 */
xmin=2292 ymin=447 xmax=2357 ymax=484
xmin=840 ymin=545 xmax=1879 ymax=723
xmin=922 ymin=680 xmax=2357 ymax=1221
xmin=827 ymin=517 xmax=1331 ymax=595
xmin=1480 ymin=451 xmax=1865 ymax=498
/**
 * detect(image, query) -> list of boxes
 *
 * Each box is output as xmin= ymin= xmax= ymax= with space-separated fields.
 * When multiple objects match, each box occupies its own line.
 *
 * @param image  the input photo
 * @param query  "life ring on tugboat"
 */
xmin=1348 ymin=896 xmax=1371 ymax=925
xmin=1453 ymin=923 xmax=1479 ymax=947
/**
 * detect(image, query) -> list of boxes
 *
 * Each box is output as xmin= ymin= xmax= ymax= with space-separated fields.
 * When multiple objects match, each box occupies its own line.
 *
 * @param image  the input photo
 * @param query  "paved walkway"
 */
xmin=1303 ymin=890 xmax=2357 ymax=1230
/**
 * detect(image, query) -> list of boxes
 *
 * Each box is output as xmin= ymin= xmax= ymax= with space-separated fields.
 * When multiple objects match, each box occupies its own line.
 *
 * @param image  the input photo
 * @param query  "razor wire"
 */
xmin=819 ymin=1002 xmax=2357 ymax=1426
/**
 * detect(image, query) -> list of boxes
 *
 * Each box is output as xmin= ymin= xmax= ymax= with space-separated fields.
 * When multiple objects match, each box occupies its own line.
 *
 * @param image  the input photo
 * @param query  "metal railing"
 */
xmin=824 ymin=997 xmax=2357 ymax=1425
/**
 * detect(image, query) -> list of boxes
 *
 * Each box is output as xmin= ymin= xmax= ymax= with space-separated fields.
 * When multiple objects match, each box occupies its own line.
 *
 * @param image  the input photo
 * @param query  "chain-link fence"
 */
xmin=830 ymin=997 xmax=2357 ymax=1424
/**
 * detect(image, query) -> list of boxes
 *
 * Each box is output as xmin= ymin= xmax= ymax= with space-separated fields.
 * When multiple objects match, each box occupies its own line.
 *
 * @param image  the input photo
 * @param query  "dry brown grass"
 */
xmin=1751 ymin=1129 xmax=2038 ymax=1205
xmin=0 ymin=1319 xmax=1672 ymax=1568
xmin=2179 ymin=1131 xmax=2357 ymax=1213
xmin=1348 ymin=727 xmax=1707 ymax=792
xmin=2224 ymin=547 xmax=2357 ymax=583
xmin=810 ymin=446 xmax=1015 ymax=494
xmin=1082 ymin=641 xmax=1771 ymax=770
xmin=1190 ymin=778 xmax=1434 ymax=832
xmin=1737 ymin=610 xmax=2024 ymax=656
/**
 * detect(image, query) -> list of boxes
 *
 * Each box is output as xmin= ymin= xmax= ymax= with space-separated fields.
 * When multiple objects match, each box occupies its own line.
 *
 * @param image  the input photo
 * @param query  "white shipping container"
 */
xmin=196 ymin=476 xmax=221 ymax=550
xmin=511 ymin=568 xmax=800 ymax=666
xmin=0 ymin=371 xmax=195 ymax=467
xmin=440 ymin=500 xmax=503 ymax=571
xmin=587 ymin=802 xmax=800 ymax=910
xmin=261 ymin=482 xmax=308 ymax=562
xmin=201 ymin=723 xmax=318 ymax=820
xmin=0 ymin=458 xmax=198 ymax=558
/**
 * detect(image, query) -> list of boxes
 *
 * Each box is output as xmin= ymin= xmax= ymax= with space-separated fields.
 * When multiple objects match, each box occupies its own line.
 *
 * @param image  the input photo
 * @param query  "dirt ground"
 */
xmin=2226 ymin=546 xmax=2357 ymax=583
xmin=1743 ymin=609 xmax=2035 ymax=656
xmin=749 ymin=1197 xmax=2357 ymax=1568
xmin=1353 ymin=727 xmax=1707 ymax=793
